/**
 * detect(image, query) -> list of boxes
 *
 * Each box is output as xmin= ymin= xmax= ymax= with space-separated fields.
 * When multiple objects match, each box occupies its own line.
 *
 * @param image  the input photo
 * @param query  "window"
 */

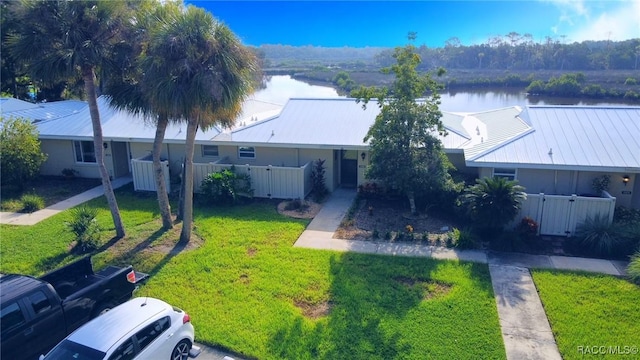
xmin=74 ymin=141 xmax=96 ymax=163
xmin=29 ymin=291 xmax=52 ymax=315
xmin=135 ymin=316 xmax=171 ymax=352
xmin=493 ymin=168 xmax=517 ymax=181
xmin=1 ymin=302 xmax=25 ymax=332
xmin=238 ymin=146 xmax=255 ymax=159
xmin=202 ymin=145 xmax=219 ymax=157
xmin=108 ymin=338 xmax=135 ymax=360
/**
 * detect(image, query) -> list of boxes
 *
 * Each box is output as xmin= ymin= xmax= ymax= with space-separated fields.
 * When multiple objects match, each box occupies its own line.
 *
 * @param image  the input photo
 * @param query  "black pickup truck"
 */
xmin=0 ymin=257 xmax=148 ymax=360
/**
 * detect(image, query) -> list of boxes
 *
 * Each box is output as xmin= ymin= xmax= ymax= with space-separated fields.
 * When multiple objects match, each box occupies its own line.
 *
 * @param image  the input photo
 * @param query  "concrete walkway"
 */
xmin=294 ymin=188 xmax=631 ymax=360
xmin=0 ymin=176 xmax=133 ymax=225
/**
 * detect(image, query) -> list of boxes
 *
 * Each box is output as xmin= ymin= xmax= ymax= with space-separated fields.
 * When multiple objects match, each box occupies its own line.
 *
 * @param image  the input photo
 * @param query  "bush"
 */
xmin=284 ymin=198 xmax=309 ymax=212
xmin=310 ymin=159 xmax=328 ymax=202
xmin=516 ymin=217 xmax=539 ymax=240
xmin=20 ymin=194 xmax=44 ymax=213
xmin=573 ymin=214 xmax=631 ymax=257
xmin=66 ymin=206 xmax=101 ymax=253
xmin=200 ymin=168 xmax=253 ymax=205
xmin=1 ymin=116 xmax=47 ymax=189
xmin=628 ymin=252 xmax=640 ymax=285
xmin=624 ymin=77 xmax=637 ymax=85
xmin=449 ymin=228 xmax=476 ymax=249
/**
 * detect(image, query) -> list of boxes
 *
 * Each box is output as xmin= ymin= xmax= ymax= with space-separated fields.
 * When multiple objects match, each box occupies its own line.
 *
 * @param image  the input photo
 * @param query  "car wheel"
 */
xmin=171 ymin=339 xmax=191 ymax=360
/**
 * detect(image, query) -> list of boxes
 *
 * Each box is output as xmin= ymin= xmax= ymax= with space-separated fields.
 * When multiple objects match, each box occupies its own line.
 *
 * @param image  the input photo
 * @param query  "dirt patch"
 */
xmin=294 ymin=299 xmax=333 ymax=319
xmin=238 ymin=274 xmax=250 ymax=285
xmin=277 ymin=199 xmax=322 ymax=219
xmin=335 ymin=197 xmax=461 ymax=244
xmin=394 ymin=276 xmax=453 ymax=300
xmin=247 ymin=247 xmax=257 ymax=257
xmin=1 ymin=176 xmax=102 ymax=211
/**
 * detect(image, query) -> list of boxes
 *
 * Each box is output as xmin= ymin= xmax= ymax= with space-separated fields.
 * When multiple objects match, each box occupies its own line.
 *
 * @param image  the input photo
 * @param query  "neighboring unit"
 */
xmin=0 ymin=256 xmax=148 ymax=360
xmin=40 ymin=297 xmax=197 ymax=360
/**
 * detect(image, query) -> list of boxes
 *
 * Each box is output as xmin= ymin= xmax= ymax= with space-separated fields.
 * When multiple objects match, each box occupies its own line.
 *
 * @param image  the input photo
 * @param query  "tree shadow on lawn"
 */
xmin=267 ymin=253 xmax=493 ymax=359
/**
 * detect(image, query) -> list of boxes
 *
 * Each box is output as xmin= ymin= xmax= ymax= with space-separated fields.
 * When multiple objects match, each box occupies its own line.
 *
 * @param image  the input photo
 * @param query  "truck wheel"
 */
xmin=92 ymin=302 xmax=115 ymax=318
xmin=171 ymin=339 xmax=191 ymax=360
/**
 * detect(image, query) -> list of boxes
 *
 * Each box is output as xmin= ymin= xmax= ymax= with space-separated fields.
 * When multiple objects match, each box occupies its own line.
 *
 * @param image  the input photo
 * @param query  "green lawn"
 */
xmin=1 ymin=186 xmax=505 ymax=359
xmin=532 ymin=270 xmax=640 ymax=360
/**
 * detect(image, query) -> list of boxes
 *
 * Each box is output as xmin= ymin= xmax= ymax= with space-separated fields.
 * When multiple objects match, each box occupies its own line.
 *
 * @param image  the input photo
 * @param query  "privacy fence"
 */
xmin=514 ymin=191 xmax=616 ymax=237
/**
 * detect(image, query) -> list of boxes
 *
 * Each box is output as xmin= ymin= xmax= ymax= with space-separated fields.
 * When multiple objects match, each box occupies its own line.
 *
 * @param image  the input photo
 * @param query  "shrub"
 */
xmin=66 ymin=206 xmax=101 ymax=253
xmin=462 ymin=177 xmax=526 ymax=237
xmin=516 ymin=217 xmax=539 ymax=240
xmin=200 ymin=168 xmax=253 ymax=205
xmin=1 ymin=116 xmax=47 ymax=189
xmin=372 ymin=229 xmax=379 ymax=239
xmin=624 ymin=77 xmax=637 ymax=85
xmin=573 ymin=213 xmax=629 ymax=257
xmin=591 ymin=175 xmax=610 ymax=194
xmin=310 ymin=159 xmax=328 ymax=202
xmin=449 ymin=228 xmax=477 ymax=249
xmin=19 ymin=194 xmax=45 ymax=213
xmin=628 ymin=252 xmax=640 ymax=285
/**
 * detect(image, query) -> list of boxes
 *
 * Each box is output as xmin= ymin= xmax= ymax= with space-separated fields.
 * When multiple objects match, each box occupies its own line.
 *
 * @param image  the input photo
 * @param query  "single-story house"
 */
xmin=2 ymin=96 xmax=638 ymax=234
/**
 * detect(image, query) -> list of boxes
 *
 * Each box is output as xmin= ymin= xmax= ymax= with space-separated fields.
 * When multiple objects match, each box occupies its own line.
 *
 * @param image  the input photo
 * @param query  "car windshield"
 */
xmin=43 ymin=339 xmax=106 ymax=360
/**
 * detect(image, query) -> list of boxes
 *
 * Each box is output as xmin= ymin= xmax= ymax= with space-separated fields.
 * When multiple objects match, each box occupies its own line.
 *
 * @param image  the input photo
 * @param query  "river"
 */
xmin=252 ymin=75 xmax=638 ymax=112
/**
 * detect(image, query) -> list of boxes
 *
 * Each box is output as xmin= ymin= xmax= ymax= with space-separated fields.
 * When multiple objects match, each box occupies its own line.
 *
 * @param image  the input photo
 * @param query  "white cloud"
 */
xmin=544 ymin=0 xmax=640 ymax=41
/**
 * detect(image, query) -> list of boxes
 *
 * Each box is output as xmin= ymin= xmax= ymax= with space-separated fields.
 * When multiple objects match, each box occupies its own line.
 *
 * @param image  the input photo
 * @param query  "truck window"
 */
xmin=1 ymin=302 xmax=25 ymax=332
xmin=28 ymin=291 xmax=52 ymax=315
xmin=135 ymin=316 xmax=170 ymax=351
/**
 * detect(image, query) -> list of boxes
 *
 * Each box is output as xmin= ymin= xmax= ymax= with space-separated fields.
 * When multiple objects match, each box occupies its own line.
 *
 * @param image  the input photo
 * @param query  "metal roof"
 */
xmin=36 ymin=96 xmax=222 ymax=144
xmin=1 ymin=98 xmax=86 ymax=122
xmin=230 ymin=98 xmax=472 ymax=150
xmin=466 ymin=106 xmax=640 ymax=171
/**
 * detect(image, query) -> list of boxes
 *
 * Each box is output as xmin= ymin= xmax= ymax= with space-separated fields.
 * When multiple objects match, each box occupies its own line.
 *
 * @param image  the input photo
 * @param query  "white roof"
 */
xmin=36 ymin=96 xmax=223 ymax=143
xmin=67 ymin=297 xmax=168 ymax=352
xmin=0 ymin=97 xmax=86 ymax=122
xmin=466 ymin=106 xmax=640 ymax=171
xmin=230 ymin=98 xmax=473 ymax=150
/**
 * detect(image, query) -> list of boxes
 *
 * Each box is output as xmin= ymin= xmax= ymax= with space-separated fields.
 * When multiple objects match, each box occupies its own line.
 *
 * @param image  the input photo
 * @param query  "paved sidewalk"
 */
xmin=490 ymin=265 xmax=562 ymax=360
xmin=0 ymin=176 xmax=132 ymax=226
xmin=293 ymin=188 xmax=631 ymax=360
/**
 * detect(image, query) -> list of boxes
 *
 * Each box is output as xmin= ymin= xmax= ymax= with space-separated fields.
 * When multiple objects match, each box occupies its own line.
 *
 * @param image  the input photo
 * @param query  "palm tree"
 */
xmin=463 ymin=177 xmax=527 ymax=235
xmin=105 ymin=1 xmax=179 ymax=230
xmin=8 ymin=0 xmax=127 ymax=237
xmin=143 ymin=5 xmax=256 ymax=242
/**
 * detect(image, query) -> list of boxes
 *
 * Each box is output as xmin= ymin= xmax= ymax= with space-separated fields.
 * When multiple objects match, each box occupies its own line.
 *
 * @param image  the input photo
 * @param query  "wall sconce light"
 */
xmin=361 ymin=152 xmax=366 ymax=161
xmin=623 ymin=175 xmax=630 ymax=186
xmin=103 ymin=142 xmax=108 ymax=149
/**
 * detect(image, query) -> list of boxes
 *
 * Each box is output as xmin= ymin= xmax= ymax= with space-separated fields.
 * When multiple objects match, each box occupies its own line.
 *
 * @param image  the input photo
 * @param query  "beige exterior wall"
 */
xmin=516 ymin=169 xmax=574 ymax=195
xmin=40 ymin=139 xmax=101 ymax=178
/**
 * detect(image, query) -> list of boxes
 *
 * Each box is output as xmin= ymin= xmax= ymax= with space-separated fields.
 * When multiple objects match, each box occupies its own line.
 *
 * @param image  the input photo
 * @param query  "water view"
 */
xmin=252 ymin=75 xmax=638 ymax=112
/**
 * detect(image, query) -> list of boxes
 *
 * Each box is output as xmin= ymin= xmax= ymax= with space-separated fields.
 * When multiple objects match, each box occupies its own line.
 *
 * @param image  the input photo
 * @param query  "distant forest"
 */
xmin=253 ymin=36 xmax=640 ymax=100
xmin=255 ymin=36 xmax=640 ymax=71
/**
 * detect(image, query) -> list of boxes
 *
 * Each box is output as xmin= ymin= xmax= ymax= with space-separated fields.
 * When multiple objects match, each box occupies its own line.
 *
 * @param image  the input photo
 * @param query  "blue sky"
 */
xmin=187 ymin=0 xmax=640 ymax=47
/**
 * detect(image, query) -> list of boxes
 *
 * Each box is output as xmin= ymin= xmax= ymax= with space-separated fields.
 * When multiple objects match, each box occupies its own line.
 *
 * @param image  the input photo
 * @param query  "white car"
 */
xmin=40 ymin=297 xmax=196 ymax=360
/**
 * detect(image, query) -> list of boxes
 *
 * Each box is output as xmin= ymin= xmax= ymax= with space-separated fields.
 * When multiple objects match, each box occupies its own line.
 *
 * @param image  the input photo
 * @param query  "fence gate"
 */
xmin=515 ymin=193 xmax=616 ymax=237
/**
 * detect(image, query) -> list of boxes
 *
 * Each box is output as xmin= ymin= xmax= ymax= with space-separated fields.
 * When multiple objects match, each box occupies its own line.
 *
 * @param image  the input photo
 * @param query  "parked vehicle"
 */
xmin=40 ymin=297 xmax=196 ymax=360
xmin=0 ymin=256 xmax=148 ymax=360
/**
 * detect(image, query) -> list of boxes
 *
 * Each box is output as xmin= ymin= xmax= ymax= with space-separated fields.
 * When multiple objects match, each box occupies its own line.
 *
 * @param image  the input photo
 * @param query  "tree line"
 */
xmin=255 ymin=35 xmax=640 ymax=72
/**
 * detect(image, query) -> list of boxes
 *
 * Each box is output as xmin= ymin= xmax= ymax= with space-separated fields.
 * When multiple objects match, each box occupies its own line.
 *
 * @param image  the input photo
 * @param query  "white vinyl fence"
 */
xmin=131 ymin=158 xmax=171 ymax=192
xmin=513 ymin=191 xmax=616 ymax=237
xmin=192 ymin=160 xmax=312 ymax=199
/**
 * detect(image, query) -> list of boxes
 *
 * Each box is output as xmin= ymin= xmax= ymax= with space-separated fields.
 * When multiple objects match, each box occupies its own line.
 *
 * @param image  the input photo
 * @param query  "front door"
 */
xmin=340 ymin=150 xmax=357 ymax=187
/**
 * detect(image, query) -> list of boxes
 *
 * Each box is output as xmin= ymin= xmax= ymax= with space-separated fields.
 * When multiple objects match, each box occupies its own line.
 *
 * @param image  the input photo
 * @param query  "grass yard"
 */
xmin=531 ymin=270 xmax=640 ymax=359
xmin=0 ymin=186 xmax=505 ymax=359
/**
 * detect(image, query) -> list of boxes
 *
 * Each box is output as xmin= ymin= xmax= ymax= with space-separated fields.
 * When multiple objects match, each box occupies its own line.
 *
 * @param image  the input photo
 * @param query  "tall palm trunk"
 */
xmin=82 ymin=65 xmax=125 ymax=238
xmin=153 ymin=114 xmax=173 ymax=229
xmin=179 ymin=120 xmax=198 ymax=242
